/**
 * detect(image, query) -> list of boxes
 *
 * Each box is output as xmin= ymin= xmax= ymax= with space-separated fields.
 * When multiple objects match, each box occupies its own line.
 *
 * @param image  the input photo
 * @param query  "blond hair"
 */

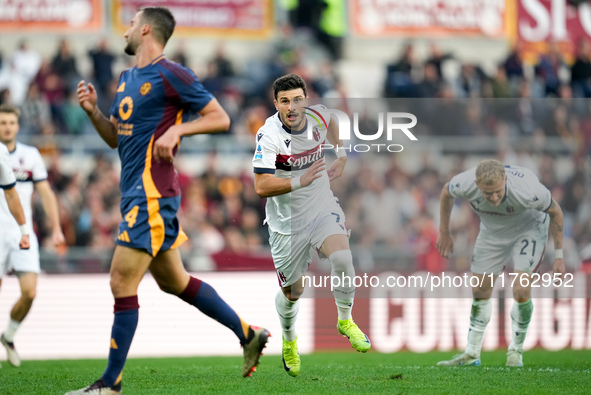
xmin=475 ymin=159 xmax=505 ymax=185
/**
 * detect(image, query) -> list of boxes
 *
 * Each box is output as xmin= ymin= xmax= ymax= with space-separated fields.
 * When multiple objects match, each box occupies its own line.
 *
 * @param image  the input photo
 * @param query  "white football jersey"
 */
xmin=253 ymin=105 xmax=337 ymax=234
xmin=0 ymin=142 xmax=48 ymax=234
xmin=448 ymin=165 xmax=552 ymax=241
xmin=0 ymin=143 xmax=16 ymax=189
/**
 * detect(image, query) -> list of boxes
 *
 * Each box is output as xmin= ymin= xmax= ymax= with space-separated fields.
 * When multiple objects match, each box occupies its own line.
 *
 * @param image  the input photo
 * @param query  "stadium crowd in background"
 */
xmin=0 ymin=26 xmax=589 ymax=275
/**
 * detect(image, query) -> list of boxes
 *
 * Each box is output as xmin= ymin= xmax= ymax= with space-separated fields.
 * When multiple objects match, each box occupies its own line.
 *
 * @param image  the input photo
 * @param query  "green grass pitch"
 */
xmin=1 ymin=350 xmax=590 ymax=394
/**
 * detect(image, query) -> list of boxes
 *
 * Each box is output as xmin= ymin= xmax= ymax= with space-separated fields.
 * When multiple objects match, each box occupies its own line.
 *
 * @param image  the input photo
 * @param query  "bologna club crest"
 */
xmin=313 ymin=127 xmax=321 ymax=142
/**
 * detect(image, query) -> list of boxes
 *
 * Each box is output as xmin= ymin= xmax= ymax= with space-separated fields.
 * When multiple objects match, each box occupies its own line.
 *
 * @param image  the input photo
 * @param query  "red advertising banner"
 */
xmin=314 ymin=271 xmax=591 ymax=352
xmin=0 ymin=0 xmax=103 ymax=31
xmin=111 ymin=0 xmax=272 ymax=38
xmin=351 ymin=0 xmax=508 ymax=38
xmin=516 ymin=0 xmax=591 ymax=62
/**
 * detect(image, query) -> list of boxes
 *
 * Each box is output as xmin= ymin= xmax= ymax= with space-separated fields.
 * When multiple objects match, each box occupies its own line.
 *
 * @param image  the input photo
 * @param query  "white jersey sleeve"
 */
xmin=31 ymin=147 xmax=48 ymax=182
xmin=0 ymin=144 xmax=16 ymax=189
xmin=252 ymin=129 xmax=278 ymax=174
xmin=448 ymin=167 xmax=477 ymax=199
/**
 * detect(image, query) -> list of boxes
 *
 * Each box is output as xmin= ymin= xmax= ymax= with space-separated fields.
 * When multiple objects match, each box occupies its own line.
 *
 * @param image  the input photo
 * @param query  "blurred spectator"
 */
xmin=360 ymin=174 xmax=403 ymax=245
xmin=384 ymin=43 xmax=417 ymax=97
xmin=171 ymin=40 xmax=189 ymax=67
xmin=274 ymin=24 xmax=299 ymax=69
xmin=571 ymin=39 xmax=591 ymax=98
xmin=311 ymin=62 xmax=338 ymax=97
xmin=88 ymin=38 xmax=116 ymax=95
xmin=316 ymin=0 xmax=346 ymax=60
xmin=418 ymin=63 xmax=441 ymax=98
xmin=562 ymin=169 xmax=585 ymax=236
xmin=458 ymin=100 xmax=489 ymax=136
xmin=288 ymin=0 xmax=325 ymax=32
xmin=491 ymin=64 xmax=513 ymax=98
xmin=19 ymin=82 xmax=51 ymax=135
xmin=201 ymin=61 xmax=224 ymax=97
xmin=425 ymin=43 xmax=453 ymax=79
xmin=0 ymin=88 xmax=12 ymax=106
xmin=10 ymin=39 xmax=41 ymax=84
xmin=456 ymin=64 xmax=485 ymax=98
xmin=61 ymin=90 xmax=90 ymax=135
xmin=515 ymin=81 xmax=539 ymax=136
xmin=212 ymin=44 xmax=235 ymax=79
xmin=503 ymin=43 xmax=524 ymax=82
xmin=5 ymin=40 xmax=41 ymax=105
xmin=51 ymin=39 xmax=81 ymax=92
xmin=535 ymin=42 xmax=565 ymax=97
xmin=35 ymin=60 xmax=66 ymax=129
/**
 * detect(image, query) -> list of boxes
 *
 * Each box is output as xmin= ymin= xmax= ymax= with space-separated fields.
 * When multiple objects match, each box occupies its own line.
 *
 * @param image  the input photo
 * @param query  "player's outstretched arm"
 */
xmin=546 ymin=198 xmax=566 ymax=279
xmin=436 ymin=182 xmax=455 ymax=258
xmin=254 ymin=159 xmax=326 ymax=198
xmin=326 ymin=114 xmax=347 ymax=181
xmin=4 ymin=186 xmax=30 ymax=249
xmin=77 ymin=80 xmax=118 ymax=148
xmin=153 ymin=98 xmax=230 ymax=163
xmin=35 ymin=180 xmax=66 ymax=247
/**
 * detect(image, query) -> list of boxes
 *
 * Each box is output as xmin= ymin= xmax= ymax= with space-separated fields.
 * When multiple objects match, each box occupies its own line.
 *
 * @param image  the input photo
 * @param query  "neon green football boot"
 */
xmin=282 ymin=336 xmax=300 ymax=377
xmin=337 ymin=318 xmax=371 ymax=353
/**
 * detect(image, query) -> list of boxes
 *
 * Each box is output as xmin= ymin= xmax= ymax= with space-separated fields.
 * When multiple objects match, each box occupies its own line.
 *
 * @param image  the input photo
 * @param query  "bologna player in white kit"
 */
xmin=436 ymin=159 xmax=565 ymax=367
xmin=0 ymin=105 xmax=64 ymax=368
xmin=253 ymin=74 xmax=370 ymax=377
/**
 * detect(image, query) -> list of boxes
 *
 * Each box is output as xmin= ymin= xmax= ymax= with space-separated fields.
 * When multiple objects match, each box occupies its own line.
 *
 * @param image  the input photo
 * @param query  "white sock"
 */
xmin=336 ymin=300 xmax=353 ymax=321
xmin=465 ymin=299 xmax=492 ymax=357
xmin=275 ymin=289 xmax=299 ymax=342
xmin=329 ymin=250 xmax=355 ymax=321
xmin=4 ymin=318 xmax=21 ymax=342
xmin=509 ymin=299 xmax=533 ymax=353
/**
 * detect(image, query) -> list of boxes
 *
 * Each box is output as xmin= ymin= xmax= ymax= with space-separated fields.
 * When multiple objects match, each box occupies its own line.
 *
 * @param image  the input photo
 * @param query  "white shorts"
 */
xmin=0 ymin=232 xmax=40 ymax=278
xmin=471 ymin=216 xmax=550 ymax=276
xmin=269 ymin=205 xmax=348 ymax=287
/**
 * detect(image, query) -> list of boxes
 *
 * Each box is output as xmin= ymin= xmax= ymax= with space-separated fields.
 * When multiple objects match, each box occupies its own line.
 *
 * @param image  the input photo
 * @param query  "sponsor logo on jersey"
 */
xmin=284 ymin=139 xmax=291 ymax=148
xmin=277 ymin=144 xmax=324 ymax=170
xmin=117 ymin=82 xmax=125 ymax=92
xmin=140 ymin=82 xmax=151 ymax=95
xmin=469 ymin=202 xmax=510 ymax=216
xmin=13 ymin=169 xmax=33 ymax=181
xmin=506 ymin=206 xmax=515 ymax=214
xmin=119 ymin=96 xmax=133 ymax=120
xmin=257 ymin=133 xmax=263 ymax=141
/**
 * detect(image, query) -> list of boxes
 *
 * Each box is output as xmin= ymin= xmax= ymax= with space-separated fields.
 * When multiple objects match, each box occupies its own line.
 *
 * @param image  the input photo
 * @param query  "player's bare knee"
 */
xmin=109 ymin=275 xmax=128 ymax=296
xmin=514 ymin=296 xmax=530 ymax=303
xmin=283 ymin=286 xmax=303 ymax=301
xmin=513 ymin=287 xmax=531 ymax=302
xmin=472 ymin=287 xmax=494 ymax=300
xmin=155 ymin=279 xmax=176 ymax=294
xmin=21 ymin=288 xmax=36 ymax=302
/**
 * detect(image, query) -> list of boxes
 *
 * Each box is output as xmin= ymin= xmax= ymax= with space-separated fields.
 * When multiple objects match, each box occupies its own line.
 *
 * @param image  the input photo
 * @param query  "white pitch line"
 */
xmin=387 ymin=366 xmax=591 ymax=373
